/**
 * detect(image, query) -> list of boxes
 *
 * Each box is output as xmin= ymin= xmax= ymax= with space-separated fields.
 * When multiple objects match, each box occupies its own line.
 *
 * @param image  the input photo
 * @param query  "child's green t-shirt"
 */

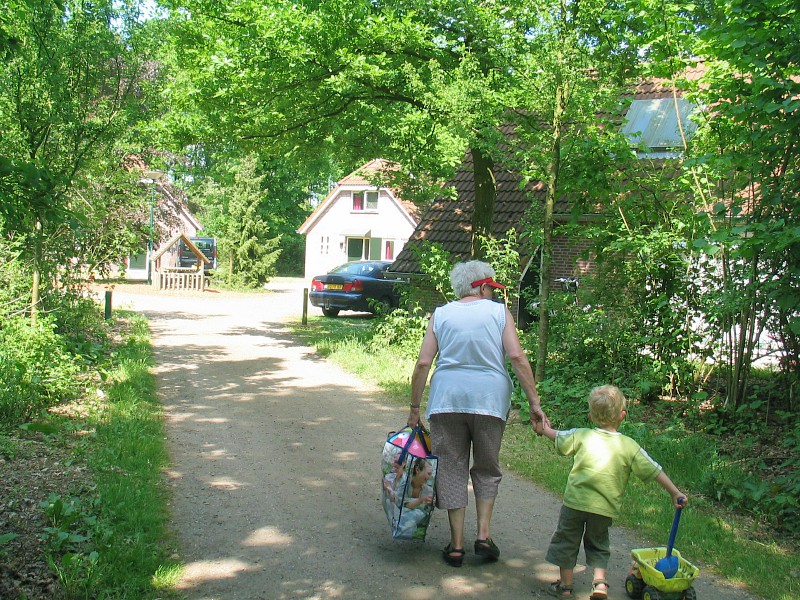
xmin=553 ymin=428 xmax=662 ymax=519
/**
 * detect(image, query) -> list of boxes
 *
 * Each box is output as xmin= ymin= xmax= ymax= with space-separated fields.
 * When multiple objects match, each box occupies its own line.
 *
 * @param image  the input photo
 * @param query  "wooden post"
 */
xmin=302 ymin=288 xmax=309 ymax=325
xmin=104 ymin=291 xmax=112 ymax=320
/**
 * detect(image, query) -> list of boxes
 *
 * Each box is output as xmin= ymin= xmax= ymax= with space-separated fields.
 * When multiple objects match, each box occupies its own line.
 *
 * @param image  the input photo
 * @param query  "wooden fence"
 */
xmin=155 ymin=268 xmax=206 ymax=291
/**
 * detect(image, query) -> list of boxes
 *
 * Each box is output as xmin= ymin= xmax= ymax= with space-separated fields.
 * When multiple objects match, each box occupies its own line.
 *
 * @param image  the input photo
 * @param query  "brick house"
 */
xmin=387 ymin=152 xmax=593 ymax=326
xmin=388 ymin=67 xmax=704 ymax=325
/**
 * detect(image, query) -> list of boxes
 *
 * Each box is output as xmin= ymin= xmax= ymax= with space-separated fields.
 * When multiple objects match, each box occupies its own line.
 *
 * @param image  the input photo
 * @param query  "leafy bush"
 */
xmin=51 ymin=292 xmax=111 ymax=366
xmin=545 ymin=293 xmax=646 ymax=381
xmin=369 ymin=303 xmax=428 ymax=357
xmin=408 ymin=241 xmax=456 ymax=305
xmin=701 ymin=415 xmax=800 ymax=537
xmin=0 ymin=315 xmax=82 ymax=426
xmin=479 ymin=230 xmax=521 ymax=299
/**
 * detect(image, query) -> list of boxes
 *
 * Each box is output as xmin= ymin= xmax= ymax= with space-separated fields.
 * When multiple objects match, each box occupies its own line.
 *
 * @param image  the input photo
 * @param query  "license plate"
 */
xmin=326 ymin=283 xmax=343 ymax=290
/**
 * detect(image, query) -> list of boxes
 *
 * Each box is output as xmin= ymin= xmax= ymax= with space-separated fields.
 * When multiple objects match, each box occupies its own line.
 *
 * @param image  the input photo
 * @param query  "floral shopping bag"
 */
xmin=381 ymin=426 xmax=438 ymax=541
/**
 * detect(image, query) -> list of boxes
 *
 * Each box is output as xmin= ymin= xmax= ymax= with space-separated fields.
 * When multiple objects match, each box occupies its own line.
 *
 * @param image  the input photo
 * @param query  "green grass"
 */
xmin=293 ymin=315 xmax=418 ymax=398
xmin=293 ymin=314 xmax=798 ymax=600
xmin=502 ymin=427 xmax=797 ymax=600
xmin=82 ymin=313 xmax=181 ymax=597
xmin=44 ymin=312 xmax=182 ymax=599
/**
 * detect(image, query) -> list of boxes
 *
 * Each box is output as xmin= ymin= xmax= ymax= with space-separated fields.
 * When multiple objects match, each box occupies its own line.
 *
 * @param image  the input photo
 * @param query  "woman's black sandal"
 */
xmin=474 ymin=538 xmax=500 ymax=561
xmin=442 ymin=544 xmax=465 ymax=567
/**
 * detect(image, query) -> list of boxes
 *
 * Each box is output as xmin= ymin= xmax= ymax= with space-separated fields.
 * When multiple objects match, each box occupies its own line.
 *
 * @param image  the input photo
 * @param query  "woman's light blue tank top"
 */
xmin=426 ymin=299 xmax=513 ymax=421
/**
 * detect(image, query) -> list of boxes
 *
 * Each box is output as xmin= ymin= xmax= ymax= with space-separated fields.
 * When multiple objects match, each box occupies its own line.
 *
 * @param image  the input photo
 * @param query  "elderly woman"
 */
xmin=407 ymin=260 xmax=548 ymax=567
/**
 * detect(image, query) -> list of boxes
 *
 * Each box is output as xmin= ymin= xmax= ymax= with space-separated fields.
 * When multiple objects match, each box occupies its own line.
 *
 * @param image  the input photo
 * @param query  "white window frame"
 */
xmin=347 ymin=237 xmax=370 ymax=261
xmin=352 ymin=190 xmax=379 ymax=212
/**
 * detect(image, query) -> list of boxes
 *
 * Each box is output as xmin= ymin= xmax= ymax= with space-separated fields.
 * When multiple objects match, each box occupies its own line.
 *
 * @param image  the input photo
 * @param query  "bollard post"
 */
xmin=104 ymin=290 xmax=112 ymax=320
xmin=302 ymin=288 xmax=308 ymax=325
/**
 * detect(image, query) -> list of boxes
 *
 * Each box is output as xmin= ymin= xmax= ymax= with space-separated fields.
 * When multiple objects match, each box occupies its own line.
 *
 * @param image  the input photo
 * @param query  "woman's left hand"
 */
xmin=529 ymin=404 xmax=550 ymax=429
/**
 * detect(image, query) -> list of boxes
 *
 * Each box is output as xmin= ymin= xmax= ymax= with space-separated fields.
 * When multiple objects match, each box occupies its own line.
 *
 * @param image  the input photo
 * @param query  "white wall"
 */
xmin=302 ymin=187 xmax=415 ymax=280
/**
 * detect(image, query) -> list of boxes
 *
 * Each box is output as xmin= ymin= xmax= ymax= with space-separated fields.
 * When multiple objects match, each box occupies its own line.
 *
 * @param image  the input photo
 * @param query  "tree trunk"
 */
xmin=535 ymin=80 xmax=566 ymax=382
xmin=470 ymin=147 xmax=496 ymax=259
xmin=30 ymin=219 xmax=43 ymax=326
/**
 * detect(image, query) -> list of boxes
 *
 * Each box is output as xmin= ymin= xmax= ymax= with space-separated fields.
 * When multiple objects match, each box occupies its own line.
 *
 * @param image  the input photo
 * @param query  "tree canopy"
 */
xmin=0 ymin=0 xmax=797 ymax=401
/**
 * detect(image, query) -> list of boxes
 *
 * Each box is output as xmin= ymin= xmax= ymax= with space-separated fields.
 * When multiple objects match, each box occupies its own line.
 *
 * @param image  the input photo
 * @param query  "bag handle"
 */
xmin=397 ymin=425 xmax=429 ymax=464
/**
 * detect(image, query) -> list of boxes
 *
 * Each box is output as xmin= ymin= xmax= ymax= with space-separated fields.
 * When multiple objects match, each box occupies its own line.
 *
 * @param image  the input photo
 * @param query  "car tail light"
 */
xmin=343 ymin=279 xmax=363 ymax=293
xmin=311 ymin=278 xmax=324 ymax=291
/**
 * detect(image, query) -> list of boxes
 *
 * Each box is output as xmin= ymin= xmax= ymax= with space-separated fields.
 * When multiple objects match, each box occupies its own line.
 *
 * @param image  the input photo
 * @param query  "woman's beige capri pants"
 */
xmin=430 ymin=413 xmax=506 ymax=510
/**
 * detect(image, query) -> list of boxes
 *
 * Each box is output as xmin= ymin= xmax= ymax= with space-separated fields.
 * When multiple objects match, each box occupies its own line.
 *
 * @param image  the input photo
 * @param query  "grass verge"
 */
xmin=79 ymin=312 xmax=182 ymax=596
xmin=10 ymin=311 xmax=183 ymax=599
xmin=293 ymin=314 xmax=797 ymax=600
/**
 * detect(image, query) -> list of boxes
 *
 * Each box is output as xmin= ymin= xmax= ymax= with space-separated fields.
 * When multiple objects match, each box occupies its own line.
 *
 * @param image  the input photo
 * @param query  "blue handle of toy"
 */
xmin=665 ymin=497 xmax=686 ymax=557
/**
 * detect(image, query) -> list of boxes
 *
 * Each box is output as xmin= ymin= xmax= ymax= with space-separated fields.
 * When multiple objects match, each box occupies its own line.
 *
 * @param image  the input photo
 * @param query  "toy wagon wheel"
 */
xmin=625 ymin=574 xmax=644 ymax=598
xmin=642 ymin=586 xmax=662 ymax=600
xmin=683 ymin=587 xmax=697 ymax=600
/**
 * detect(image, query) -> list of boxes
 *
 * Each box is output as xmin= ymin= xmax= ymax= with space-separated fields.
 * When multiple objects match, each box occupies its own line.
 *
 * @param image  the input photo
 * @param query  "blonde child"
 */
xmin=535 ymin=385 xmax=686 ymax=599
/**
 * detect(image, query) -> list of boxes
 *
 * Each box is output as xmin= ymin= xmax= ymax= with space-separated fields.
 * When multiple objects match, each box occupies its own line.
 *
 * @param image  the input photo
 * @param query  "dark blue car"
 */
xmin=309 ymin=261 xmax=402 ymax=317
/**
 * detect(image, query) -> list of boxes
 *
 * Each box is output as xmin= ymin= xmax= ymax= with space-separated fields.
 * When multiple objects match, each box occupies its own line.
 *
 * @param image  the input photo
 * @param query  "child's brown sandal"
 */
xmin=546 ymin=581 xmax=573 ymax=597
xmin=589 ymin=579 xmax=609 ymax=599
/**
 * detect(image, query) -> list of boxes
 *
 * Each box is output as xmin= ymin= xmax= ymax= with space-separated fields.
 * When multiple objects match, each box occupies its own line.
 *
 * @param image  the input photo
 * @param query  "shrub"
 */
xmin=0 ymin=315 xmax=81 ymax=426
xmin=370 ymin=303 xmax=428 ymax=358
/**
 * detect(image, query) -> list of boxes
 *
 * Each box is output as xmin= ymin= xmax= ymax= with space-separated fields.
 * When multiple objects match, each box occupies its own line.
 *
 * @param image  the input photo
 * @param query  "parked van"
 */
xmin=179 ymin=237 xmax=217 ymax=272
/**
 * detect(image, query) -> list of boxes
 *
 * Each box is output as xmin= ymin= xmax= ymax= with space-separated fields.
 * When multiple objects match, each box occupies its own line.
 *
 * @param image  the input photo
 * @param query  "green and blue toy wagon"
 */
xmin=625 ymin=547 xmax=700 ymax=600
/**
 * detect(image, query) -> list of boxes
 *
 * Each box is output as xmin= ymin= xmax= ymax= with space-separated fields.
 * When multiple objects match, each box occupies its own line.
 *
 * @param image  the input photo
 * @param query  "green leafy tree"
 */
xmin=503 ymin=0 xmax=644 ymax=379
xmin=160 ymin=0 xmax=523 ymax=251
xmin=200 ymin=154 xmax=281 ymax=288
xmin=0 ymin=0 xmax=154 ymax=321
xmin=687 ymin=0 xmax=800 ymax=407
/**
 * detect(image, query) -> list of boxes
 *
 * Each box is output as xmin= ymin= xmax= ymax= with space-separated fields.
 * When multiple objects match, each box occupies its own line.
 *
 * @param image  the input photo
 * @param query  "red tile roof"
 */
xmin=297 ymin=158 xmax=420 ymax=234
xmin=629 ymin=61 xmax=707 ymax=100
xmin=389 ymin=152 xmax=547 ymax=274
xmin=390 ymin=68 xmax=706 ymax=275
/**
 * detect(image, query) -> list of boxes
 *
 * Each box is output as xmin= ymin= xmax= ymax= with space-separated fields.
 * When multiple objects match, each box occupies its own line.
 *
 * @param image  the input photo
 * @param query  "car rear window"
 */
xmin=332 ymin=263 xmax=384 ymax=276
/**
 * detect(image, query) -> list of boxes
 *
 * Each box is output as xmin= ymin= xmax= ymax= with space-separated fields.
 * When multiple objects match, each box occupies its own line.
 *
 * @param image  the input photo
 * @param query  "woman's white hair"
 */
xmin=450 ymin=260 xmax=496 ymax=298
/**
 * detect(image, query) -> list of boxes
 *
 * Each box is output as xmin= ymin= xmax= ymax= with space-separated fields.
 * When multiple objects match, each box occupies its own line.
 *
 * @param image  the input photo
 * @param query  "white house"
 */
xmin=297 ymin=159 xmax=419 ymax=279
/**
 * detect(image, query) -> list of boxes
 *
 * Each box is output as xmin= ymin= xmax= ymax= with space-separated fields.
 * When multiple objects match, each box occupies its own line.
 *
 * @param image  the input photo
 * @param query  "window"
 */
xmin=352 ymin=190 xmax=379 ymax=211
xmin=347 ymin=238 xmax=369 ymax=261
xmin=347 ymin=237 xmax=383 ymax=261
xmin=320 ymin=235 xmax=329 ymax=255
xmin=621 ymin=98 xmax=697 ymax=157
xmin=384 ymin=240 xmax=395 ymax=260
xmin=129 ymin=252 xmax=146 ymax=269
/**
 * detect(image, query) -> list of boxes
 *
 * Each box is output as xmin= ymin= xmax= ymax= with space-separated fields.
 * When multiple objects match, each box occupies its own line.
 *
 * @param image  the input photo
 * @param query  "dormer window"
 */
xmin=352 ymin=190 xmax=379 ymax=211
xmin=621 ymin=98 xmax=698 ymax=158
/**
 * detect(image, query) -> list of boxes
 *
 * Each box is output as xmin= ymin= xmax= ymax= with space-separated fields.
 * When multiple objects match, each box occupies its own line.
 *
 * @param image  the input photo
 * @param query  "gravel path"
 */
xmin=109 ymin=279 xmax=757 ymax=600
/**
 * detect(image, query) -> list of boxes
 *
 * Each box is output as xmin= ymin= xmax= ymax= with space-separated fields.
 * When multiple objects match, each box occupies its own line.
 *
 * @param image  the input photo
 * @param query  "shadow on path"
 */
xmin=114 ymin=283 xmax=757 ymax=600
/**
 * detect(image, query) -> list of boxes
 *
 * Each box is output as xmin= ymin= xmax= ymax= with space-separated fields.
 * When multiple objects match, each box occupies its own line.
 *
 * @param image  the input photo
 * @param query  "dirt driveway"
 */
xmin=110 ymin=279 xmax=756 ymax=600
